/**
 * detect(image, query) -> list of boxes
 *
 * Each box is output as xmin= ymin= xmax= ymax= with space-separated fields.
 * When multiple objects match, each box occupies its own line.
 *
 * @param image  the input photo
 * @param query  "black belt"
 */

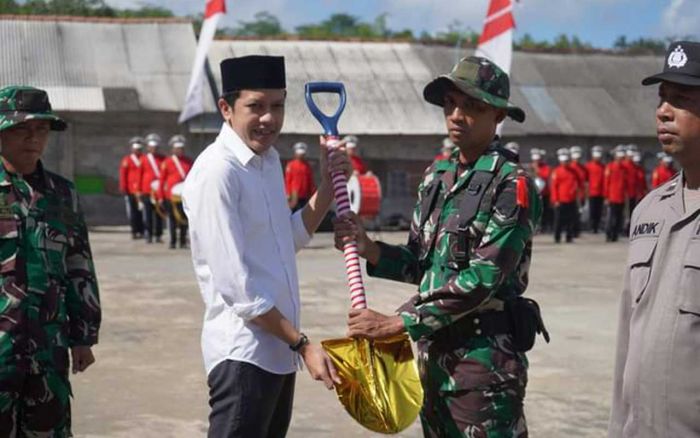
xmin=429 ymin=310 xmax=512 ymax=351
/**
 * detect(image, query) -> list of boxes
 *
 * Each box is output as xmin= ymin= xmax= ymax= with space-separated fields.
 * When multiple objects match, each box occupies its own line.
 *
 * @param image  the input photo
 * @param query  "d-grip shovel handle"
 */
xmin=304 ymin=82 xmax=347 ymax=136
xmin=304 ymin=81 xmax=365 ymax=309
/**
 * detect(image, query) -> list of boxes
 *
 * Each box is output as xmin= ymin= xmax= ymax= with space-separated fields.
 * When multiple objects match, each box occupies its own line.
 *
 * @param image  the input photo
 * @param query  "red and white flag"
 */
xmin=475 ymin=0 xmax=515 ymax=75
xmin=179 ymin=0 xmax=226 ymax=124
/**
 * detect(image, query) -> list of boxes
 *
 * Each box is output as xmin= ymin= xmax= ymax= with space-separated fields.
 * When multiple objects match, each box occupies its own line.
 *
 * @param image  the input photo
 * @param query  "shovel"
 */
xmin=305 ymin=82 xmax=423 ymax=434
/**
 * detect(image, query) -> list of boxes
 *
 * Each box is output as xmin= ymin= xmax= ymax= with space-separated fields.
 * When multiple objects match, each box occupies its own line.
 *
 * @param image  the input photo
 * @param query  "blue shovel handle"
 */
xmin=304 ymin=82 xmax=347 ymax=136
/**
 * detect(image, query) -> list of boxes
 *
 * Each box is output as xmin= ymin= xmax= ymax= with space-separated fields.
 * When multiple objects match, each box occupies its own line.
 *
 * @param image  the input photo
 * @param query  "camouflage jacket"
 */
xmin=368 ymin=141 xmax=541 ymax=390
xmin=0 ymin=160 xmax=100 ymax=374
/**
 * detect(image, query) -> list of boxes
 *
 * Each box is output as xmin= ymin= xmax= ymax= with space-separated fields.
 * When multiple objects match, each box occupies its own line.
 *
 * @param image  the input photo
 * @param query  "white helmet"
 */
xmin=293 ymin=142 xmax=308 ymax=154
xmin=344 ymin=135 xmax=358 ymax=149
xmin=168 ymin=134 xmax=186 ymax=148
xmin=129 ymin=136 xmax=144 ymax=149
xmin=145 ymin=133 xmax=162 ymax=148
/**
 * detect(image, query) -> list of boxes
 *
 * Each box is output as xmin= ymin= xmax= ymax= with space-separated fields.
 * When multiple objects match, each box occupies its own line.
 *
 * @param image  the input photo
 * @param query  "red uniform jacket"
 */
xmin=570 ymin=161 xmax=588 ymax=201
xmin=284 ymin=158 xmax=316 ymax=200
xmin=551 ymin=164 xmax=581 ymax=204
xmin=633 ymin=165 xmax=648 ymax=201
xmin=586 ymin=160 xmax=606 ymax=197
xmin=119 ymin=152 xmax=142 ymax=195
xmin=534 ymin=162 xmax=551 ymax=196
xmin=622 ymin=159 xmax=638 ymax=199
xmin=604 ymin=161 xmax=628 ymax=204
xmin=140 ymin=152 xmax=166 ymax=196
xmin=158 ymin=155 xmax=193 ymax=201
xmin=350 ymin=155 xmax=367 ymax=175
xmin=652 ymin=163 xmax=675 ymax=188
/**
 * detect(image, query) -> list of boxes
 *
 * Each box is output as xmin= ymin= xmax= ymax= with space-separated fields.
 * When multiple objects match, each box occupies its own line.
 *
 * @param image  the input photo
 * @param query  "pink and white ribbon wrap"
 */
xmin=328 ymin=136 xmax=367 ymax=310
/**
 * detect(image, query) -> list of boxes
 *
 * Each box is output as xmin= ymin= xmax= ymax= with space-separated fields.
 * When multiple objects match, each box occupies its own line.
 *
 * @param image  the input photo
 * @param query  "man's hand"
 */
xmin=319 ymin=136 xmax=352 ymax=185
xmin=288 ymin=192 xmax=299 ymax=210
xmin=299 ymin=343 xmax=341 ymax=390
xmin=347 ymin=309 xmax=405 ymax=340
xmin=71 ymin=346 xmax=95 ymax=374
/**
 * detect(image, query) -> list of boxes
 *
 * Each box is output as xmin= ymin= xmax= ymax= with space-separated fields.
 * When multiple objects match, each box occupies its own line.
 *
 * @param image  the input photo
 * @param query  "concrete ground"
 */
xmin=71 ymin=229 xmax=626 ymax=438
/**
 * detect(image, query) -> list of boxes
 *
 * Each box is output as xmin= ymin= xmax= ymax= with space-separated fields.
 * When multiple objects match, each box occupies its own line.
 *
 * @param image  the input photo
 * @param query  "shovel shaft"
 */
xmin=328 ymin=137 xmax=367 ymax=309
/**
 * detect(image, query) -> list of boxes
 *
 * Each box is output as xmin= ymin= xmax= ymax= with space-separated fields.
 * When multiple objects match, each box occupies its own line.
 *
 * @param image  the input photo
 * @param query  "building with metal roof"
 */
xmin=0 ymin=16 xmax=665 ymax=224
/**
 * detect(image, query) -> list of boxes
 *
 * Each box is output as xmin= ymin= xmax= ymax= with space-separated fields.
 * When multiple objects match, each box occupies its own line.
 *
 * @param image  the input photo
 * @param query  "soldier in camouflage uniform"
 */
xmin=0 ymin=86 xmax=101 ymax=437
xmin=335 ymin=57 xmax=543 ymax=437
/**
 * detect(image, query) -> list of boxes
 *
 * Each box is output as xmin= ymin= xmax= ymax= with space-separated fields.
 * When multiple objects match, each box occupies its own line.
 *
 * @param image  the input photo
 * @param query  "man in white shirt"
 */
xmin=183 ymin=55 xmax=348 ymax=438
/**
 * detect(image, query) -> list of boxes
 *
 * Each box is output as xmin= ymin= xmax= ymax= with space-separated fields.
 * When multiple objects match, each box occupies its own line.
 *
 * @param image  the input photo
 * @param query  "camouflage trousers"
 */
xmin=0 ymin=367 xmax=72 ymax=437
xmin=418 ymin=338 xmax=528 ymax=438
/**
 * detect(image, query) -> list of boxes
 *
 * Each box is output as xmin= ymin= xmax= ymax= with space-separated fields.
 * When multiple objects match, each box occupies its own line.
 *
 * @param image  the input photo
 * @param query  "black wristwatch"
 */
xmin=289 ymin=333 xmax=309 ymax=352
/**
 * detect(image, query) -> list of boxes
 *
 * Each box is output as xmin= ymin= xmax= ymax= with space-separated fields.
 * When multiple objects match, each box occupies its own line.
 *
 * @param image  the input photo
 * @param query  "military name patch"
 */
xmin=631 ymin=221 xmax=663 ymax=239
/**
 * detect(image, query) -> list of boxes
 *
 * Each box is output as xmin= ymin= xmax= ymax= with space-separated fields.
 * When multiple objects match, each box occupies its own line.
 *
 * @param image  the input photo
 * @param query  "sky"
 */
xmin=106 ymin=0 xmax=700 ymax=48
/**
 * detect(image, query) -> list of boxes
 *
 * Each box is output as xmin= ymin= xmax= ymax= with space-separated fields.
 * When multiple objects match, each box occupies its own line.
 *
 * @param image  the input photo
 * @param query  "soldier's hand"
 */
xmin=71 ymin=346 xmax=95 ymax=374
xmin=347 ymin=309 xmax=405 ymax=340
xmin=299 ymin=343 xmax=341 ymax=390
xmin=333 ymin=212 xmax=369 ymax=255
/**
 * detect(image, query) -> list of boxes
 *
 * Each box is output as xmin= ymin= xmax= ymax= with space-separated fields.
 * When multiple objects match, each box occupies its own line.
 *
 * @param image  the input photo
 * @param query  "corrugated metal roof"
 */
xmin=0 ymin=16 xmax=664 ymax=137
xmin=0 ymin=18 xmax=196 ymax=112
xmin=207 ymin=40 xmax=663 ymax=137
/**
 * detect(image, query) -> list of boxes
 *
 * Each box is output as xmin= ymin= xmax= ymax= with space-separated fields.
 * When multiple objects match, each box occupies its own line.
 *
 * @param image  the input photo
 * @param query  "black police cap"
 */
xmin=642 ymin=41 xmax=700 ymax=87
xmin=220 ymin=55 xmax=286 ymax=95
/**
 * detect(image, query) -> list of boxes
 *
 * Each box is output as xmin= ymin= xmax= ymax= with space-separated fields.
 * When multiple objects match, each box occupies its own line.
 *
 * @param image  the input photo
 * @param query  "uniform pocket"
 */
xmin=678 ymin=241 xmax=700 ymax=315
xmin=0 ymin=218 xmax=18 ymax=274
xmin=669 ymin=241 xmax=700 ymax=429
xmin=41 ymin=222 xmax=69 ymax=276
xmin=627 ymin=238 xmax=657 ymax=304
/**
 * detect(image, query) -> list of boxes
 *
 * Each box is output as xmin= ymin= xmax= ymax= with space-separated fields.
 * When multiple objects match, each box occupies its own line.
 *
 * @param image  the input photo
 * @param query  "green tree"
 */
xmin=235 ymin=11 xmax=284 ymax=36
xmin=0 ymin=0 xmax=20 ymax=13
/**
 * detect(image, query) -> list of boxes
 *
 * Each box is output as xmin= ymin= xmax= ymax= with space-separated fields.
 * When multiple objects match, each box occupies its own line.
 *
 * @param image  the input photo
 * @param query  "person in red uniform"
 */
xmin=585 ymin=145 xmax=606 ymax=233
xmin=569 ymin=145 xmax=588 ymax=236
xmin=433 ymin=137 xmax=455 ymax=162
xmin=119 ymin=136 xmax=145 ymax=239
xmin=285 ymin=142 xmax=316 ymax=212
xmin=604 ymin=146 xmax=628 ymax=242
xmin=140 ymin=133 xmax=165 ymax=243
xmin=530 ymin=148 xmax=553 ymax=232
xmin=622 ymin=144 xmax=640 ymax=233
xmin=631 ymin=152 xmax=648 ymax=203
xmin=651 ymin=152 xmax=676 ymax=188
xmin=344 ymin=135 xmax=367 ymax=175
xmin=551 ymin=148 xmax=582 ymax=243
xmin=159 ymin=135 xmax=193 ymax=249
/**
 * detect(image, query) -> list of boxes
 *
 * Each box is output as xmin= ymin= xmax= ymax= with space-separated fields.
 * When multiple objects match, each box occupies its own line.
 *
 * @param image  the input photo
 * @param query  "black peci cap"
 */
xmin=220 ymin=55 xmax=286 ymax=95
xmin=642 ymin=41 xmax=700 ymax=87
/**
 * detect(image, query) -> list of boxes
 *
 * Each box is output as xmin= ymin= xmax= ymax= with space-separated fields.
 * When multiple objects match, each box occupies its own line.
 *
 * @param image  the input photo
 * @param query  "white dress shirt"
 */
xmin=183 ymin=122 xmax=311 ymax=375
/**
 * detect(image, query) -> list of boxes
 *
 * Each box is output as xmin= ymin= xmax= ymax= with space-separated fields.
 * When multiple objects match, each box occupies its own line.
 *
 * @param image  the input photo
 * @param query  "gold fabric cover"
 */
xmin=321 ymin=335 xmax=423 ymax=434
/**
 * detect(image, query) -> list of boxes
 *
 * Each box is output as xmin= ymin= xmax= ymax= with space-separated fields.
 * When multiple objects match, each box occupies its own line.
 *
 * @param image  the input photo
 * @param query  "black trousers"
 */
xmin=589 ymin=196 xmax=604 ymax=233
xmin=142 ymin=197 xmax=163 ymax=239
xmin=573 ymin=200 xmax=582 ymax=237
xmin=625 ymin=197 xmax=638 ymax=234
xmin=124 ymin=195 xmax=144 ymax=236
xmin=541 ymin=195 xmax=553 ymax=232
xmin=554 ymin=202 xmax=577 ymax=243
xmin=606 ymin=203 xmax=625 ymax=242
xmin=207 ymin=360 xmax=295 ymax=438
xmin=164 ymin=200 xmax=188 ymax=246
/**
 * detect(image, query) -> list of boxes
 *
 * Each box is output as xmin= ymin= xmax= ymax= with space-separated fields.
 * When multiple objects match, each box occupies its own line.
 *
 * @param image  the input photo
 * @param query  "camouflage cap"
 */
xmin=0 ymin=85 xmax=66 ymax=132
xmin=423 ymin=56 xmax=525 ymax=123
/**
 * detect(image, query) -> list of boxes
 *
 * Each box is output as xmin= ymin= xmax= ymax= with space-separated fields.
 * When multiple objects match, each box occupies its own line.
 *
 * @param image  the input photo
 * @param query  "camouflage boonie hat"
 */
xmin=423 ymin=56 xmax=525 ymax=123
xmin=0 ymin=86 xmax=67 ymax=132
